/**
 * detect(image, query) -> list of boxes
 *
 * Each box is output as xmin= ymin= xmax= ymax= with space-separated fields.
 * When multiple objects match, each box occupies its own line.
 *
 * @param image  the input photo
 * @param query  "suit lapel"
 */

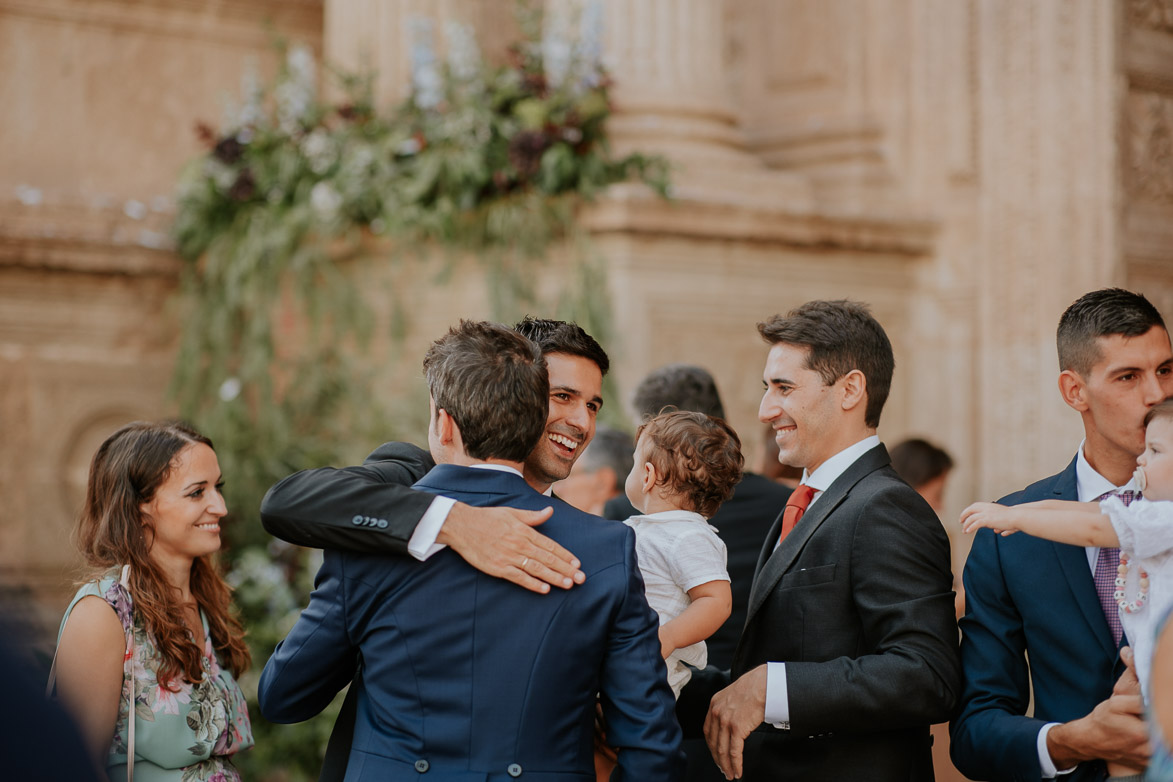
xmin=743 ymin=444 xmax=889 ymax=628
xmin=1044 ymin=460 xmax=1119 ymax=658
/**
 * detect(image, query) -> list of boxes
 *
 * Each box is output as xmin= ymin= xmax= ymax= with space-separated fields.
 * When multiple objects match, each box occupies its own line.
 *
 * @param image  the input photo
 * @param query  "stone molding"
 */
xmin=0 ymin=200 xmax=179 ymax=277
xmin=1127 ymin=91 xmax=1173 ymax=204
xmin=1129 ymin=0 xmax=1173 ymax=34
xmin=0 ymin=0 xmax=322 ymax=46
xmin=584 ymin=183 xmax=937 ymax=257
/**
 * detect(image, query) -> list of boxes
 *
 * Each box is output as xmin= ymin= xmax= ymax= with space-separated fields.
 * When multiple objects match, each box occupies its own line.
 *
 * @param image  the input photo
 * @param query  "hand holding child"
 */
xmin=960 ymin=502 xmax=1020 ymax=536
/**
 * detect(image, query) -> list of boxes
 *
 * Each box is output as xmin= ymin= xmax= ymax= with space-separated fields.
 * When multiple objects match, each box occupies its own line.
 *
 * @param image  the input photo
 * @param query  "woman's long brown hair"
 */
xmin=76 ymin=421 xmax=251 ymax=688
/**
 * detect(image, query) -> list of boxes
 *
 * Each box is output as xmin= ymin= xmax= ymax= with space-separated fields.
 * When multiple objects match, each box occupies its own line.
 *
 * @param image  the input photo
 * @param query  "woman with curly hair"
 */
xmin=50 ymin=421 xmax=253 ymax=781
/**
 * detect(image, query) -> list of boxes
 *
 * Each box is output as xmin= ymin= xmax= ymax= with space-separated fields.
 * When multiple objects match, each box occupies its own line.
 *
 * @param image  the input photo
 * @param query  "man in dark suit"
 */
xmin=258 ymin=321 xmax=684 ymax=780
xmin=601 ymin=364 xmax=792 ymax=782
xmin=261 ymin=317 xmax=612 ymax=592
xmin=683 ymin=300 xmax=960 ymax=781
xmin=951 ymin=288 xmax=1172 ymax=781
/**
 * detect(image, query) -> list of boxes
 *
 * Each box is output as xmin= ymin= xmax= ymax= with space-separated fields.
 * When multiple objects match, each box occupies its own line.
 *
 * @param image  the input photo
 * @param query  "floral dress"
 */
xmin=56 ymin=571 xmax=254 ymax=782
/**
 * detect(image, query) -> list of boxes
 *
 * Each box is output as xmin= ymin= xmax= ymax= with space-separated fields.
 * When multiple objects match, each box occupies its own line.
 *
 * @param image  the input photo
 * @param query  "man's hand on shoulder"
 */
xmin=1046 ymin=646 xmax=1151 ymax=772
xmin=437 ymin=503 xmax=586 ymax=594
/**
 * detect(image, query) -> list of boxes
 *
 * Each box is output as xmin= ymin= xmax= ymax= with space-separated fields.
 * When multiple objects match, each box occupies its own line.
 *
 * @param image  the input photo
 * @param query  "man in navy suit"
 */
xmin=259 ymin=320 xmax=684 ymax=780
xmin=951 ymin=288 xmax=1173 ymax=781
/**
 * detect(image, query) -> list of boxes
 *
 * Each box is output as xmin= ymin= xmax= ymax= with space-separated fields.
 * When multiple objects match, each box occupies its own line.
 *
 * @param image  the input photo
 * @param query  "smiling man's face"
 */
xmin=523 ymin=352 xmax=603 ymax=492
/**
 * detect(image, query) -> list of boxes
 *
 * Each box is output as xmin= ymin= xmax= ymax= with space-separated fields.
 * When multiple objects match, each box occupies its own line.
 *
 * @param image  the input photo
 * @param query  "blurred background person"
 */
xmin=758 ymin=423 xmax=804 ymax=489
xmin=602 ymin=363 xmax=791 ymax=782
xmin=1152 ymin=612 xmax=1173 ymax=781
xmin=555 ymin=425 xmax=634 ymax=516
xmin=890 ymin=436 xmax=964 ymax=782
xmin=891 ymin=437 xmax=955 ymax=513
xmin=50 ymin=421 xmax=254 ymax=781
xmin=0 ymin=617 xmax=99 ymax=782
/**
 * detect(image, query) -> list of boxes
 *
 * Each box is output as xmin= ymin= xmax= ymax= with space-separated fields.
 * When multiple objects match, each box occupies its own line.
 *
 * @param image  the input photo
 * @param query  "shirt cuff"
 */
xmin=406 ymin=496 xmax=456 ymax=560
xmin=1037 ymin=722 xmax=1076 ymax=777
xmin=764 ymin=662 xmax=790 ymax=729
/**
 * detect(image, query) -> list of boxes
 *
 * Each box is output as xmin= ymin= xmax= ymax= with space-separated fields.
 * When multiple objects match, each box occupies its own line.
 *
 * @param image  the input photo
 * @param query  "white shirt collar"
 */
xmin=1075 ymin=440 xmax=1136 ymax=502
xmin=801 ymin=434 xmax=882 ymax=495
xmin=630 ymin=509 xmax=709 ymax=524
xmin=469 ymin=463 xmax=525 ymax=479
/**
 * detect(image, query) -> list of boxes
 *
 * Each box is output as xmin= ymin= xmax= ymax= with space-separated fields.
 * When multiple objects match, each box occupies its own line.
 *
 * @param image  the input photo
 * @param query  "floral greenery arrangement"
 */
xmin=169 ymin=7 xmax=668 ymax=779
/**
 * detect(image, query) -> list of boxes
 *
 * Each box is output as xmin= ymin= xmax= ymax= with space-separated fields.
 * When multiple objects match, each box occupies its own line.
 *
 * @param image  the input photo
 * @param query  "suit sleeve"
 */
xmin=949 ymin=527 xmax=1048 ymax=780
xmin=784 ymin=489 xmax=961 ymax=733
xmin=598 ymin=528 xmax=687 ymax=781
xmin=258 ymin=551 xmax=359 ymax=722
xmin=260 ymin=442 xmax=437 ymax=554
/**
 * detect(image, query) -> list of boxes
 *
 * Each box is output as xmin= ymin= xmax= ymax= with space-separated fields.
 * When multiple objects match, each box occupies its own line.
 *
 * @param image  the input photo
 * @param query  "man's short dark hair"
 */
xmin=632 ymin=364 xmax=725 ymax=422
xmin=636 ymin=411 xmax=743 ymax=517
xmin=514 ymin=316 xmax=610 ymax=376
xmin=1057 ymin=288 xmax=1166 ymax=376
xmin=424 ymin=320 xmax=548 ymax=462
xmin=890 ymin=438 xmax=954 ymax=490
xmin=757 ymin=300 xmax=894 ymax=428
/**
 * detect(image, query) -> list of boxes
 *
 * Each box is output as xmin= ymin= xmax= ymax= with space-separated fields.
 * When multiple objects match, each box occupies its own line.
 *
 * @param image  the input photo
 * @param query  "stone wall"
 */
xmin=2 ymin=1 xmax=1170 ymax=689
xmin=0 ymin=0 xmax=322 ymax=637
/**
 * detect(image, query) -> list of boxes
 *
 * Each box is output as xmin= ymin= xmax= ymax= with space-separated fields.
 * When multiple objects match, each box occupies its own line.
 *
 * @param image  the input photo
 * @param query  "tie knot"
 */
xmin=787 ymin=484 xmax=816 ymax=513
xmin=1096 ymin=489 xmax=1141 ymax=506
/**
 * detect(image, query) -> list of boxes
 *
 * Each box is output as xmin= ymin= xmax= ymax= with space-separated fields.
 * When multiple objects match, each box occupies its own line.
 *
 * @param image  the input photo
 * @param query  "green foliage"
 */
xmin=170 ymin=13 xmax=669 ymax=778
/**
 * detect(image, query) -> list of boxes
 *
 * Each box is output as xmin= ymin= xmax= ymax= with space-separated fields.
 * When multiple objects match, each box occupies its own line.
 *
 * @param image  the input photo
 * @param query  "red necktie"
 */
xmin=778 ymin=484 xmax=816 ymax=547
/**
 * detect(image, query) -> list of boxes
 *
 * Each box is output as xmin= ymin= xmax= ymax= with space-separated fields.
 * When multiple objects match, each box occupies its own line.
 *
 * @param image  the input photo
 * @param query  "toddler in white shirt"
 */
xmin=622 ymin=410 xmax=741 ymax=697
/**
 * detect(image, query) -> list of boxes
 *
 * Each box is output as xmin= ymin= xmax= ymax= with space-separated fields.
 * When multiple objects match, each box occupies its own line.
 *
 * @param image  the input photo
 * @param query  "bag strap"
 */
xmin=46 ymin=565 xmax=136 ymax=781
xmin=120 ymin=564 xmax=135 ymax=782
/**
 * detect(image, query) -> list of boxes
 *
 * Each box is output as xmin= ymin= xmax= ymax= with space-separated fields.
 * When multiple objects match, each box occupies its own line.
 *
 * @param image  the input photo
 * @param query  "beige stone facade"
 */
xmin=2 ymin=1 xmax=1172 ymax=746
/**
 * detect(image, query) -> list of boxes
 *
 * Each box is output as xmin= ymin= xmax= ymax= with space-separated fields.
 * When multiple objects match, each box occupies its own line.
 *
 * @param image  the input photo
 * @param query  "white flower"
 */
xmin=218 ymin=377 xmax=242 ymax=402
xmin=123 ymin=200 xmax=147 ymax=220
xmin=398 ymin=137 xmax=422 ymax=156
xmin=301 ymin=129 xmax=336 ymax=175
xmin=231 ymin=60 xmax=265 ymax=129
xmin=542 ymin=7 xmax=573 ymax=89
xmin=408 ymin=16 xmax=443 ymax=110
xmin=310 ymin=181 xmax=343 ymax=220
xmin=277 ymin=43 xmax=317 ymax=134
xmin=15 ymin=185 xmax=43 ymax=206
xmin=445 ymin=21 xmax=481 ymax=83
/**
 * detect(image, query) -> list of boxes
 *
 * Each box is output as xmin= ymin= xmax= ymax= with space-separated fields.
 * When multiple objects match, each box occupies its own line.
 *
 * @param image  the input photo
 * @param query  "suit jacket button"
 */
xmin=507 ymin=763 xmax=522 ymax=777
xmin=414 ymin=759 xmax=429 ymax=772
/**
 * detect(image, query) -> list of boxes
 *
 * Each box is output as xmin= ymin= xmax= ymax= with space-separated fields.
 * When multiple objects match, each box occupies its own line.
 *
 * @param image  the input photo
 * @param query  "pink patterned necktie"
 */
xmin=1093 ymin=489 xmax=1139 ymax=646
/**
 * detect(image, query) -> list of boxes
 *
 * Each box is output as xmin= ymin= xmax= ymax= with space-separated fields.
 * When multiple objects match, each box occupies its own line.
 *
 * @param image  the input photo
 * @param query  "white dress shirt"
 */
xmin=763 ymin=434 xmax=881 ymax=729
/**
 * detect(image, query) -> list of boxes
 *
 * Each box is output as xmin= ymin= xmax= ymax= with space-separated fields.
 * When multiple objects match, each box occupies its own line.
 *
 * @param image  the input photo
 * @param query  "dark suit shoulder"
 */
xmin=997 ymin=458 xmax=1077 ymax=506
xmin=364 ymin=441 xmax=436 ymax=479
xmin=542 ymin=498 xmax=634 ymax=576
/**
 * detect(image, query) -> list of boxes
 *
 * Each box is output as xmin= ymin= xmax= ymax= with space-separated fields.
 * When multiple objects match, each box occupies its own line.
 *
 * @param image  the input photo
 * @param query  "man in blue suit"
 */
xmin=951 ymin=288 xmax=1173 ymax=781
xmin=259 ymin=320 xmax=684 ymax=781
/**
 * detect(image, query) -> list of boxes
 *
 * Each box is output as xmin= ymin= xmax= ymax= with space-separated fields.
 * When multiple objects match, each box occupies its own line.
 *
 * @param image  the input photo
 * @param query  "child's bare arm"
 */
xmin=658 ymin=579 xmax=732 ymax=658
xmin=960 ymin=500 xmax=1119 ymax=547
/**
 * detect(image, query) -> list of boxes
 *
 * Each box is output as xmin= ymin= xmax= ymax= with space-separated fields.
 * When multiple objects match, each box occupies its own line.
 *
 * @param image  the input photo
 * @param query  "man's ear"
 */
xmin=435 ymin=408 xmax=457 ymax=446
xmin=1059 ymin=369 xmax=1091 ymax=412
xmin=839 ymin=369 xmax=868 ymax=413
